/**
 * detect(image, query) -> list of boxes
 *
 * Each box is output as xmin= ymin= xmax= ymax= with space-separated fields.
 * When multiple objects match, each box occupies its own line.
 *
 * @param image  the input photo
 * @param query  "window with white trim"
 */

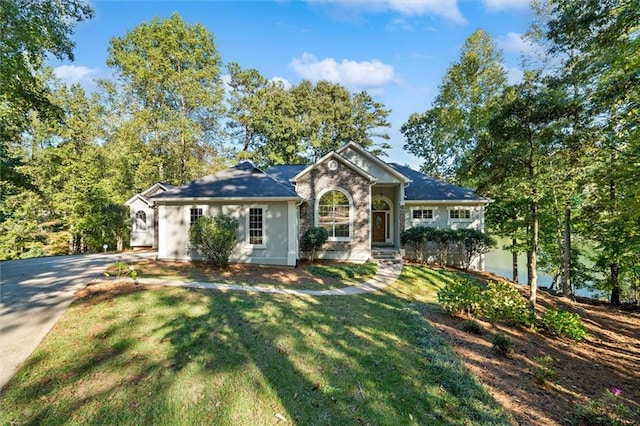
xmin=135 ymin=210 xmax=147 ymax=231
xmin=318 ymin=189 xmax=351 ymax=239
xmin=449 ymin=208 xmax=472 ymax=220
xmin=190 ymin=208 xmax=203 ymax=226
xmin=412 ymin=209 xmax=434 ymax=220
xmin=247 ymin=206 xmax=266 ymax=247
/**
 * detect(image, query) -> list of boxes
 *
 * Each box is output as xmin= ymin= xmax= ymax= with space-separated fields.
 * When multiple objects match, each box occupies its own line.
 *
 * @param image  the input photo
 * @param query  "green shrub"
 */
xmin=480 ymin=281 xmax=533 ymax=327
xmin=572 ymin=389 xmax=639 ymax=426
xmin=437 ymin=277 xmax=483 ymax=316
xmin=461 ymin=320 xmax=484 ymax=335
xmin=539 ymin=307 xmax=588 ymax=340
xmin=400 ymin=226 xmax=437 ymax=263
xmin=455 ymin=229 xmax=496 ymax=270
xmin=301 ymin=226 xmax=329 ymax=262
xmin=188 ymin=215 xmax=239 ymax=266
xmin=491 ymin=332 xmax=513 ymax=357
xmin=529 ymin=355 xmax=557 ymax=385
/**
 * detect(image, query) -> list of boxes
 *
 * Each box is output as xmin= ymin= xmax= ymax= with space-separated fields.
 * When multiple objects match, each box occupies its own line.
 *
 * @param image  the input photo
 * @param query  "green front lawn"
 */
xmin=0 ymin=265 xmax=511 ymax=425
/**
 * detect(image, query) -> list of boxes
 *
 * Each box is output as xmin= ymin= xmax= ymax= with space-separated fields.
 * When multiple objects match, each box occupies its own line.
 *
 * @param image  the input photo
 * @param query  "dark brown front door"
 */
xmin=372 ymin=212 xmax=386 ymax=243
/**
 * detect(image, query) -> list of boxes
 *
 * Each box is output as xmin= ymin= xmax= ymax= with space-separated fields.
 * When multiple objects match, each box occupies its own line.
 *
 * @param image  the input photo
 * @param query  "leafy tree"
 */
xmin=0 ymin=0 xmax=93 ymax=126
xmin=468 ymin=74 xmax=562 ymax=308
xmin=401 ymin=29 xmax=508 ymax=183
xmin=107 ymin=13 xmax=225 ymax=184
xmin=543 ymin=0 xmax=640 ymax=304
xmin=189 ymin=215 xmax=239 ymax=266
xmin=300 ymin=226 xmax=329 ymax=262
xmin=1 ymin=0 xmax=92 ymax=204
xmin=226 ymin=62 xmax=268 ymax=154
xmin=224 ymin=64 xmax=391 ymax=167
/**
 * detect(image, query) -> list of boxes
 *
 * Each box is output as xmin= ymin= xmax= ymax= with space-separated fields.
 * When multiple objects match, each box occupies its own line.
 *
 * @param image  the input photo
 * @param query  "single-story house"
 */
xmin=124 ymin=182 xmax=175 ymax=249
xmin=127 ymin=142 xmax=490 ymax=267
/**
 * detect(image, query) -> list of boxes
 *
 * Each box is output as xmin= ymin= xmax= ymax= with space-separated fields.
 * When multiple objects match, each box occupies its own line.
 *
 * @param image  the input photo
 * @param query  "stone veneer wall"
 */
xmin=295 ymin=159 xmax=371 ymax=260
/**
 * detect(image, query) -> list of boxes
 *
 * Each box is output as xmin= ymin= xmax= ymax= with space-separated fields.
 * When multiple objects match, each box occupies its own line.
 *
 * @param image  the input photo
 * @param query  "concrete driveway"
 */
xmin=0 ymin=251 xmax=156 ymax=389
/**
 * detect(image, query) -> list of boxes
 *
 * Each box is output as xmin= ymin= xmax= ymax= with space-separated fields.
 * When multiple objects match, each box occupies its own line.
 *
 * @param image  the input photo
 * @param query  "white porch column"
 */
xmin=287 ymin=201 xmax=298 ymax=266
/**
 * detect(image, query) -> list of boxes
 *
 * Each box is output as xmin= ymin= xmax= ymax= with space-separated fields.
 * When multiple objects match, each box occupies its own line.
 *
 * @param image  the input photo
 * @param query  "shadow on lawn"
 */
xmin=154 ymin=286 xmax=508 ymax=424
xmin=2 ymin=270 xmax=509 ymax=424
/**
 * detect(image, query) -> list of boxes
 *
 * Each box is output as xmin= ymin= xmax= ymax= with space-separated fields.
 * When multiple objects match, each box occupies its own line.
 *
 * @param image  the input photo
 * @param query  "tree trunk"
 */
xmin=562 ymin=199 xmax=573 ymax=297
xmin=529 ymin=200 xmax=538 ymax=309
xmin=609 ymin=180 xmax=620 ymax=305
xmin=610 ymin=262 xmax=620 ymax=305
xmin=512 ymin=238 xmax=518 ymax=283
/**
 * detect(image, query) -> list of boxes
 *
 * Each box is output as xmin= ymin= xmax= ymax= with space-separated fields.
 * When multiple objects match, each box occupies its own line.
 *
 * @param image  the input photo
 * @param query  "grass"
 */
xmin=0 ymin=264 xmax=512 ymax=425
xmin=305 ymin=262 xmax=378 ymax=281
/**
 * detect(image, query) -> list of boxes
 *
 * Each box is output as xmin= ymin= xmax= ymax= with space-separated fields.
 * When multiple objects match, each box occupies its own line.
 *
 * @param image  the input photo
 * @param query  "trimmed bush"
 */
xmin=480 ymin=281 xmax=533 ymax=327
xmin=491 ymin=332 xmax=513 ymax=357
xmin=300 ymin=226 xmax=329 ymax=262
xmin=461 ymin=320 xmax=484 ymax=335
xmin=400 ymin=226 xmax=437 ymax=263
xmin=539 ymin=307 xmax=587 ymax=341
xmin=188 ymin=215 xmax=239 ymax=266
xmin=400 ymin=226 xmax=495 ymax=268
xmin=437 ymin=277 xmax=483 ymax=316
xmin=529 ymin=355 xmax=557 ymax=385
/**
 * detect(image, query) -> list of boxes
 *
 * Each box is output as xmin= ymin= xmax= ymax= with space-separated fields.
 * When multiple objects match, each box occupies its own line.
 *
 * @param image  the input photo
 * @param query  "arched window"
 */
xmin=135 ymin=210 xmax=147 ymax=231
xmin=317 ymin=189 xmax=351 ymax=239
xmin=372 ymin=198 xmax=390 ymax=211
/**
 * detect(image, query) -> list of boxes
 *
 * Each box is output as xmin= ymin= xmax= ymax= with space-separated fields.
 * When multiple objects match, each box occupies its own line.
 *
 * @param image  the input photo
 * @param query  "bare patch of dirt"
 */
xmin=427 ymin=273 xmax=640 ymax=425
xmin=122 ymin=259 xmax=337 ymax=286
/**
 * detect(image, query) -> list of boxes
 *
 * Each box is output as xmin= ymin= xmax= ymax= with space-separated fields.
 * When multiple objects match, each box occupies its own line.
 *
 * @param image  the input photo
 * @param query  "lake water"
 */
xmin=484 ymin=246 xmax=596 ymax=298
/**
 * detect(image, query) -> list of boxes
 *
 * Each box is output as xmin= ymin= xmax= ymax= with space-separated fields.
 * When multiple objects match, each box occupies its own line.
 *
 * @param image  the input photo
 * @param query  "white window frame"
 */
xmin=246 ymin=205 xmax=267 ymax=249
xmin=411 ymin=208 xmax=435 ymax=222
xmin=189 ymin=207 xmax=203 ymax=227
xmin=134 ymin=210 xmax=147 ymax=232
xmin=448 ymin=207 xmax=472 ymax=222
xmin=315 ymin=187 xmax=353 ymax=241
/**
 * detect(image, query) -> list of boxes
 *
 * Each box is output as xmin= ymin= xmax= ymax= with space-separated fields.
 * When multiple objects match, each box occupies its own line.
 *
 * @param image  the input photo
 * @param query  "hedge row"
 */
xmin=400 ymin=227 xmax=496 ymax=270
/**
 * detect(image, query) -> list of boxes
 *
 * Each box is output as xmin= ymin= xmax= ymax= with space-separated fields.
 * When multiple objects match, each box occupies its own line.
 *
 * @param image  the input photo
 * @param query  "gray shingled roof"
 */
xmin=388 ymin=163 xmax=486 ymax=201
xmin=151 ymin=162 xmax=300 ymax=199
xmin=264 ymin=165 xmax=306 ymax=187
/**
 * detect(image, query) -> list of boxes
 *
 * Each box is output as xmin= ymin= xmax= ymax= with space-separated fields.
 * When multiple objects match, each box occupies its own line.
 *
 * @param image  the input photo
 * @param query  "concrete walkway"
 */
xmin=135 ymin=261 xmax=403 ymax=296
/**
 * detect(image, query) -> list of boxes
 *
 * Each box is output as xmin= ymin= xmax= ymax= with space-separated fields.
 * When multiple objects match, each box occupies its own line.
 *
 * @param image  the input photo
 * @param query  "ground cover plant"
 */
xmin=0 ymin=264 xmax=510 ymax=425
xmin=427 ymin=267 xmax=640 ymax=425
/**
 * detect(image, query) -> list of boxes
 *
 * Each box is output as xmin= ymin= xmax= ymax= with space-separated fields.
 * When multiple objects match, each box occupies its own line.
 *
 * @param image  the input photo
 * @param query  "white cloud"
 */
xmin=289 ymin=52 xmax=397 ymax=90
xmin=53 ymin=65 xmax=100 ymax=85
xmin=483 ymin=0 xmax=531 ymax=12
xmin=497 ymin=32 xmax=535 ymax=54
xmin=505 ymin=65 xmax=524 ymax=84
xmin=270 ymin=76 xmax=292 ymax=89
xmin=307 ymin=0 xmax=466 ymax=25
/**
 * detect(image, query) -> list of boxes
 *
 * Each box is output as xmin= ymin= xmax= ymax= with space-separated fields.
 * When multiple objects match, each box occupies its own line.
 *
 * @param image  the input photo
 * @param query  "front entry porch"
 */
xmin=371 ymin=185 xmax=403 ymax=248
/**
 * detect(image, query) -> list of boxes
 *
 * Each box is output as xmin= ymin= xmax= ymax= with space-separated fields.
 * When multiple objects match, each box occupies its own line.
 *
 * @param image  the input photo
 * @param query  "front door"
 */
xmin=372 ymin=211 xmax=386 ymax=243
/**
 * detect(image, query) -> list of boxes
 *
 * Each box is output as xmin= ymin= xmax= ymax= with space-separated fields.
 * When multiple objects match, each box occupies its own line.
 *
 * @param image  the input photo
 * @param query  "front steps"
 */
xmin=370 ymin=248 xmax=403 ymax=265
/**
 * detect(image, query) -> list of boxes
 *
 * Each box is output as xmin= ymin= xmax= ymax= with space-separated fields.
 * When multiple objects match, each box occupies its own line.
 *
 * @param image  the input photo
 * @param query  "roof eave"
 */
xmin=405 ymin=198 xmax=491 ymax=205
xmin=152 ymin=196 xmax=302 ymax=203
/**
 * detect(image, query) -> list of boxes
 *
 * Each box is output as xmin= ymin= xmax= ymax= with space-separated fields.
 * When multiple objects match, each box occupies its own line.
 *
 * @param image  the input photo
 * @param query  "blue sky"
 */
xmin=49 ymin=0 xmax=535 ymax=168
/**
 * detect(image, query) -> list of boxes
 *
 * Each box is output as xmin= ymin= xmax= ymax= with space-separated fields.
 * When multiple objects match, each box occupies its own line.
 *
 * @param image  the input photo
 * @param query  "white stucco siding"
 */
xmin=403 ymin=202 xmax=487 ymax=270
xmin=129 ymin=198 xmax=154 ymax=247
xmin=404 ymin=203 xmax=485 ymax=232
xmin=157 ymin=202 xmax=295 ymax=266
xmin=340 ymin=148 xmax=403 ymax=184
